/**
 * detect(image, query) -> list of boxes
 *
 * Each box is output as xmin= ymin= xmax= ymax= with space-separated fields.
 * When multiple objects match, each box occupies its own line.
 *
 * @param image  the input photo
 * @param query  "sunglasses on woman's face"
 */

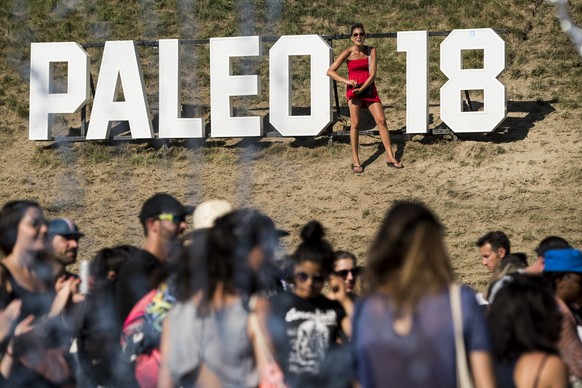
xmin=334 ymin=267 xmax=361 ymax=280
xmin=352 ymin=32 xmax=365 ymax=37
xmin=294 ymin=271 xmax=325 ymax=284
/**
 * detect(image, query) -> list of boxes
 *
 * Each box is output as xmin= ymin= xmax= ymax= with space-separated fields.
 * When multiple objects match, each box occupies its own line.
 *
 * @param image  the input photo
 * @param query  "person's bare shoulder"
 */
xmin=515 ymin=353 xmax=568 ymax=388
xmin=540 ymin=355 xmax=568 ymax=388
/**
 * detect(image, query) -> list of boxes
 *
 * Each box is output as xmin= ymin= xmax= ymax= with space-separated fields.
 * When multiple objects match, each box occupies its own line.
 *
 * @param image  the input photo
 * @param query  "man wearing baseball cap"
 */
xmin=525 ymin=235 xmax=572 ymax=274
xmin=543 ymin=247 xmax=582 ymax=379
xmin=47 ymin=218 xmax=84 ymax=278
xmin=116 ymin=193 xmax=193 ymax=322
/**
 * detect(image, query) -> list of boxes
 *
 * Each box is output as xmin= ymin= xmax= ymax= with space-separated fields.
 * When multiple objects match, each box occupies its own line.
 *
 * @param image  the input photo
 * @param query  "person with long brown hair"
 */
xmin=353 ymin=201 xmax=494 ymax=387
xmin=327 ymin=22 xmax=403 ymax=173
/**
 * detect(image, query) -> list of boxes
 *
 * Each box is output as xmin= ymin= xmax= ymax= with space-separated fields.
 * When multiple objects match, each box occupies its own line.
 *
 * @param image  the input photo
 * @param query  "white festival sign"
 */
xmin=29 ymin=28 xmax=505 ymax=140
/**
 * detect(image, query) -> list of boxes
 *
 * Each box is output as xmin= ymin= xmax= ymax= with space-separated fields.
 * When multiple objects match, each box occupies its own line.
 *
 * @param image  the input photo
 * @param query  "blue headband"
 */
xmin=544 ymin=248 xmax=582 ymax=273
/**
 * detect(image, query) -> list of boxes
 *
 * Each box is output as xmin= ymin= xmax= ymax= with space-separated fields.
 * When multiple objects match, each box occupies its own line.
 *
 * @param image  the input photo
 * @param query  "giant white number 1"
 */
xmin=397 ymin=31 xmax=429 ymax=134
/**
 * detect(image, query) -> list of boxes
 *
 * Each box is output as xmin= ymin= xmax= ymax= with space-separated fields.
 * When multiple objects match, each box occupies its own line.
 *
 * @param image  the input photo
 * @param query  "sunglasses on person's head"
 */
xmin=334 ymin=267 xmax=361 ymax=280
xmin=352 ymin=32 xmax=365 ymax=37
xmin=158 ymin=213 xmax=186 ymax=224
xmin=294 ymin=271 xmax=325 ymax=284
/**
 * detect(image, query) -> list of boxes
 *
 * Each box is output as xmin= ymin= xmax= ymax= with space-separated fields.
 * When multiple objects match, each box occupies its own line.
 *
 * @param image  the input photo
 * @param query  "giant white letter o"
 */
xmin=269 ymin=35 xmax=332 ymax=137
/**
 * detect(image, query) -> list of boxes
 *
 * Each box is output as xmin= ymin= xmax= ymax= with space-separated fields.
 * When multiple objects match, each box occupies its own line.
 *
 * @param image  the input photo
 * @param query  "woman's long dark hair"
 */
xmin=177 ymin=209 xmax=280 ymax=309
xmin=489 ymin=274 xmax=561 ymax=360
xmin=90 ymin=245 xmax=137 ymax=293
xmin=176 ymin=229 xmax=211 ymax=303
xmin=366 ymin=201 xmax=452 ymax=310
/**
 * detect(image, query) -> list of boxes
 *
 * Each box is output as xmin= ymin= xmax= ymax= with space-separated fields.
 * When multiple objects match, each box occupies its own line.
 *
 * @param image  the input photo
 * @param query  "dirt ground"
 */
xmin=0 ymin=77 xmax=581 ymax=293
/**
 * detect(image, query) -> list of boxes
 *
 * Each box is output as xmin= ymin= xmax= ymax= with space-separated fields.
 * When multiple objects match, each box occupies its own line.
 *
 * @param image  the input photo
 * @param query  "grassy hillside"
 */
xmin=2 ymin=0 xmax=582 ymax=123
xmin=0 ymin=0 xmax=581 ymax=288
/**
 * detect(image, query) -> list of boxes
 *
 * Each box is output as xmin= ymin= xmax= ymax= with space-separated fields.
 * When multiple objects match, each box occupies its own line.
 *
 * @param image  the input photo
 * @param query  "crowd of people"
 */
xmin=0 ymin=194 xmax=580 ymax=388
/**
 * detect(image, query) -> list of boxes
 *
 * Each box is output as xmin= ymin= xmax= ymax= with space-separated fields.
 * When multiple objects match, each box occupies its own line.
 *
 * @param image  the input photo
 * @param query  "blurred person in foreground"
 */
xmin=489 ymin=273 xmax=568 ymax=388
xmin=353 ymin=201 xmax=495 ymax=388
xmin=74 ymin=245 xmax=138 ymax=387
xmin=0 ymin=200 xmax=79 ymax=386
xmin=484 ymin=253 xmax=528 ymax=304
xmin=158 ymin=208 xmax=284 ymax=387
xmin=543 ymin=248 xmax=582 ymax=381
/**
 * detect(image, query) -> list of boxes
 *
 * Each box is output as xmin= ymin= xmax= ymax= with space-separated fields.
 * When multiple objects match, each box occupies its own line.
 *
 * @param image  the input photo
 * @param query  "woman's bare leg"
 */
xmin=348 ymin=100 xmax=363 ymax=172
xmin=368 ymin=102 xmax=402 ymax=167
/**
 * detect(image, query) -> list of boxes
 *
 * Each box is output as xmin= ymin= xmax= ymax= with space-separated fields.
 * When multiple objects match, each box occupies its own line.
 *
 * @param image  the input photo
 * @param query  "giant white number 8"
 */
xmin=440 ymin=29 xmax=506 ymax=133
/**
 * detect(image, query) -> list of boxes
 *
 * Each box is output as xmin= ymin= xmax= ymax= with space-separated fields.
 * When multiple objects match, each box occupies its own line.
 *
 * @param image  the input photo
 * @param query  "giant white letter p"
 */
xmin=29 ymin=42 xmax=90 ymax=140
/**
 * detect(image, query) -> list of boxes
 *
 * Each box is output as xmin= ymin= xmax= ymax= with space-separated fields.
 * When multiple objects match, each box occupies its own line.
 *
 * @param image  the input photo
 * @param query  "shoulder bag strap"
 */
xmin=450 ymin=283 xmax=474 ymax=388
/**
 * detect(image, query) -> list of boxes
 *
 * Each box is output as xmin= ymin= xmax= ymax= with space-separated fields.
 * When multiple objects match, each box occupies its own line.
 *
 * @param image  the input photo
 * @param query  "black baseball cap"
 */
xmin=139 ymin=193 xmax=194 ymax=224
xmin=47 ymin=218 xmax=84 ymax=239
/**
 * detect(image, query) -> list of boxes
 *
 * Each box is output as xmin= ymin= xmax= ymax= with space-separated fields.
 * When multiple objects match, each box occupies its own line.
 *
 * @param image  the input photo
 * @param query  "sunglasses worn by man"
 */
xmin=158 ymin=213 xmax=186 ymax=224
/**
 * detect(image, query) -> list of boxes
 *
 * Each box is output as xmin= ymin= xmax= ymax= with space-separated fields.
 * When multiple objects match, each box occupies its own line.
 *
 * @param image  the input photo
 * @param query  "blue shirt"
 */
xmin=353 ymin=285 xmax=492 ymax=388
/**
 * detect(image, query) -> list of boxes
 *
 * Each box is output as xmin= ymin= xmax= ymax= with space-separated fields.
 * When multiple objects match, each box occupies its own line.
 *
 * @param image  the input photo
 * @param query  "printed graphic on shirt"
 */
xmin=285 ymin=307 xmax=338 ymax=374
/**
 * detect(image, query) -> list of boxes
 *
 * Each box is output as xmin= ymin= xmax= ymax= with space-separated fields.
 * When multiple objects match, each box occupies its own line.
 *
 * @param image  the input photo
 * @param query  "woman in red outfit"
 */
xmin=327 ymin=23 xmax=403 ymax=173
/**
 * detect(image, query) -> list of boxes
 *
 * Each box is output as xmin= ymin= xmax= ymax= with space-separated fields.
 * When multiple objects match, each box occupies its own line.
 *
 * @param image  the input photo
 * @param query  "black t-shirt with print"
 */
xmin=269 ymin=291 xmax=347 ymax=387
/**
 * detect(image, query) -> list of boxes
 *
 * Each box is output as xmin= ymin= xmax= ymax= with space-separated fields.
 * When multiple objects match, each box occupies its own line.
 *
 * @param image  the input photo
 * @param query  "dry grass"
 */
xmin=0 ymin=1 xmax=581 ymax=290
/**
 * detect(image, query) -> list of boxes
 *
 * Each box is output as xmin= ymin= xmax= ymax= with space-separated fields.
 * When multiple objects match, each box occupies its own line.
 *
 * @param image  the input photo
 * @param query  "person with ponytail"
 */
xmin=267 ymin=220 xmax=351 ymax=387
xmin=353 ymin=201 xmax=495 ymax=388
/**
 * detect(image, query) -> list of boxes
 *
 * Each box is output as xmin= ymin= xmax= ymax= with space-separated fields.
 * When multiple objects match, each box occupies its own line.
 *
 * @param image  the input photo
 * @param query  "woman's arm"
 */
xmin=0 ymin=314 xmax=34 ymax=379
xmin=157 ymin=316 xmax=174 ymax=388
xmin=327 ymin=276 xmax=353 ymax=339
xmin=469 ymin=351 xmax=495 ymax=388
xmin=327 ymin=49 xmax=358 ymax=88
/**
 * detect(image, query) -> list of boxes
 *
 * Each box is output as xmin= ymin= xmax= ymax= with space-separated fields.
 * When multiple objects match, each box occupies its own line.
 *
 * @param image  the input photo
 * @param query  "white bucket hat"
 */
xmin=193 ymin=200 xmax=233 ymax=230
